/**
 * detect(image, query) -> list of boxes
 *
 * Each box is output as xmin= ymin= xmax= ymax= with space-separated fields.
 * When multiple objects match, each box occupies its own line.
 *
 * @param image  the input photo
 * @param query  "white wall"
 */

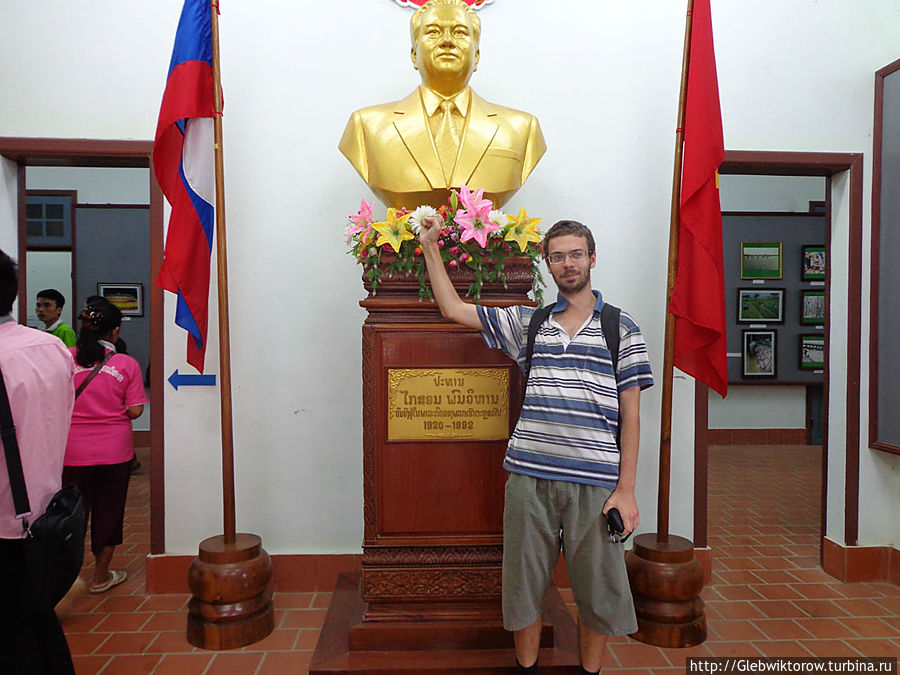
xmin=719 ymin=175 xmax=825 ymax=213
xmin=2 ymin=0 xmax=897 ymax=551
xmin=27 ymin=167 xmax=149 ymax=205
xmin=709 ymin=386 xmax=806 ymax=430
xmin=0 ymin=157 xmax=18 ymax=318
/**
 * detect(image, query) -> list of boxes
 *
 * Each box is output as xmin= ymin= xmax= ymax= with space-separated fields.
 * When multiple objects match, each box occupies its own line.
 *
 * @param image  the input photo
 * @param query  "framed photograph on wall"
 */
xmin=800 ymin=289 xmax=825 ymax=325
xmin=97 ymin=282 xmax=143 ymax=317
xmin=737 ymin=288 xmax=784 ymax=323
xmin=799 ymin=334 xmax=825 ymax=370
xmin=742 ymin=330 xmax=777 ymax=377
xmin=741 ymin=241 xmax=783 ymax=279
xmin=802 ymin=245 xmax=826 ymax=281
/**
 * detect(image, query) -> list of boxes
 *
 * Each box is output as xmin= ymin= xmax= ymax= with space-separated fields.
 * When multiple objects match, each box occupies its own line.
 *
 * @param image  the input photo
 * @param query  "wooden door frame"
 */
xmin=694 ymin=150 xmax=864 ymax=554
xmin=0 ymin=137 xmax=167 ymax=554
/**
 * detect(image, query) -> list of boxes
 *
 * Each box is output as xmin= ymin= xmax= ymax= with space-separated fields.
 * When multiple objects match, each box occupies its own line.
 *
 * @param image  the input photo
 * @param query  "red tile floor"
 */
xmin=60 ymin=444 xmax=899 ymax=673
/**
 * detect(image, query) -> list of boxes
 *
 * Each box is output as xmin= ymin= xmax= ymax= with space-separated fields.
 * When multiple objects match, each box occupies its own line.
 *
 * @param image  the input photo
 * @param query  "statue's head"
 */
xmin=410 ymin=0 xmax=481 ymax=93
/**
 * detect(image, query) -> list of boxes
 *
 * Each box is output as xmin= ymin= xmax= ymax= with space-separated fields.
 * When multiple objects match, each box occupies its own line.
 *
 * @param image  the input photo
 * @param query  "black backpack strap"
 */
xmin=524 ymin=303 xmax=556 ymax=384
xmin=600 ymin=302 xmax=622 ymax=449
xmin=0 ymin=365 xmax=32 ymax=520
xmin=600 ymin=302 xmax=621 ymax=376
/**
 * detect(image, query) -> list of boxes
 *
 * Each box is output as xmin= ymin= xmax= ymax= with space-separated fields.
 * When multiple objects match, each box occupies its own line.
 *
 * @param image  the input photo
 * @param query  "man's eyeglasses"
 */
xmin=546 ymin=249 xmax=590 ymax=265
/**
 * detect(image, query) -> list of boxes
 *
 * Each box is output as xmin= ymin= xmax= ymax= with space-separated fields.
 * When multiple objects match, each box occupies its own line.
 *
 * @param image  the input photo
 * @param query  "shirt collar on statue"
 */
xmin=44 ymin=317 xmax=62 ymax=332
xmin=420 ymin=86 xmax=470 ymax=119
xmin=551 ymin=290 xmax=605 ymax=315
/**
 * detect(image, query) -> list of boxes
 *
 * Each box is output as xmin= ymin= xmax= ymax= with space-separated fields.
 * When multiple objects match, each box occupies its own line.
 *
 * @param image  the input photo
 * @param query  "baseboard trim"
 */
xmin=708 ymin=428 xmax=808 ymax=445
xmin=147 ymin=548 xmax=720 ymax=594
xmin=822 ymin=537 xmax=900 ymax=584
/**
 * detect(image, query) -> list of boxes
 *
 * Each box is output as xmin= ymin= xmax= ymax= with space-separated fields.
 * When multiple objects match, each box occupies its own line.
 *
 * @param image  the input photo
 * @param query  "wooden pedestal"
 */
xmin=186 ymin=533 xmax=275 ymax=650
xmin=357 ymin=262 xmax=532 ymax=623
xmin=625 ymin=533 xmax=707 ymax=648
xmin=309 ymin=573 xmax=581 ymax=674
xmin=311 ymin=259 xmax=582 ymax=671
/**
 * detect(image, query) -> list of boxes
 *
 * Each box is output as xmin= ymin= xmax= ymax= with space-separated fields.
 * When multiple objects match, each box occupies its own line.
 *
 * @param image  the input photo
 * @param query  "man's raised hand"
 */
xmin=419 ymin=214 xmax=443 ymax=246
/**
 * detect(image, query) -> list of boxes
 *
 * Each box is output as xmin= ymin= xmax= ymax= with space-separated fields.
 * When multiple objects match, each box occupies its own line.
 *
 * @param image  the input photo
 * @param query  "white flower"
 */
xmin=408 ymin=205 xmax=438 ymax=234
xmin=344 ymin=223 xmax=355 ymax=246
xmin=488 ymin=209 xmax=507 ymax=232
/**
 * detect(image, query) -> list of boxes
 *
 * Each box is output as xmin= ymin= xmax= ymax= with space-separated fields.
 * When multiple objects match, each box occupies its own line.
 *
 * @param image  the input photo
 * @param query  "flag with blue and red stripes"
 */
xmin=153 ymin=0 xmax=217 ymax=374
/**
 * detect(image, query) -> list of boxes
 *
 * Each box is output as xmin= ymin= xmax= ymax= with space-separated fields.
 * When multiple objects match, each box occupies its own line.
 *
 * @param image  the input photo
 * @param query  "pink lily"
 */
xmin=347 ymin=199 xmax=374 ymax=239
xmin=454 ymin=185 xmax=498 ymax=249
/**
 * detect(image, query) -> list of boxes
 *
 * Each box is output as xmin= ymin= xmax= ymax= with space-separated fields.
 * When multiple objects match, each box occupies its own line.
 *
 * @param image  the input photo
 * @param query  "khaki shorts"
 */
xmin=502 ymin=473 xmax=637 ymax=635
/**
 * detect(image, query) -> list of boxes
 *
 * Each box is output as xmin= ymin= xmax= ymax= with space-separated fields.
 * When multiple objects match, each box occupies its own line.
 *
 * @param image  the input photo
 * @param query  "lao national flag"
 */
xmin=668 ymin=0 xmax=728 ymax=397
xmin=153 ymin=0 xmax=217 ymax=374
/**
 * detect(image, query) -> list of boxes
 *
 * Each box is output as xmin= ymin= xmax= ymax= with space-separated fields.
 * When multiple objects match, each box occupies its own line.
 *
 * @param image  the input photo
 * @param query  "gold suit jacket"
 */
xmin=339 ymin=87 xmax=546 ymax=209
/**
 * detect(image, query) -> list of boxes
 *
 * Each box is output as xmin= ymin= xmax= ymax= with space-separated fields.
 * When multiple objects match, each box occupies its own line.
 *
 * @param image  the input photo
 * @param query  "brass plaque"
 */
xmin=387 ymin=368 xmax=510 ymax=440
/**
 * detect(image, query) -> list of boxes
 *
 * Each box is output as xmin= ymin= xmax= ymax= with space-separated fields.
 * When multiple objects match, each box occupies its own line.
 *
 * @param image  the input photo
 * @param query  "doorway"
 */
xmin=0 ymin=137 xmax=167 ymax=555
xmin=693 ymin=150 xmax=865 ymax=560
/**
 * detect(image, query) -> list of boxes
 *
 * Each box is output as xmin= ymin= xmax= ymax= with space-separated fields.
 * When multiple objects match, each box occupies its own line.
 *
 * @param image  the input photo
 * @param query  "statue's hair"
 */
xmin=410 ymin=0 xmax=481 ymax=46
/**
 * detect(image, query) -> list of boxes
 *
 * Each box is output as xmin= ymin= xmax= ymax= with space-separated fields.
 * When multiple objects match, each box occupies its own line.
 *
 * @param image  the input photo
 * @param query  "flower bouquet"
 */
xmin=345 ymin=185 xmax=544 ymax=303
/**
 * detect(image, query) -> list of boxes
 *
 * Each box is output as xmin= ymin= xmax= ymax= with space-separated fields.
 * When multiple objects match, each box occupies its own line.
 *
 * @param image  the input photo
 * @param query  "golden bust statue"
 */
xmin=339 ymin=0 xmax=546 ymax=209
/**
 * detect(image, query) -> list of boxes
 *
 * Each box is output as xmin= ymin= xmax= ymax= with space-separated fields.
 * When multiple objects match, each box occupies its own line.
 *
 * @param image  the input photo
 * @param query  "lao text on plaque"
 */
xmin=387 ymin=368 xmax=510 ymax=440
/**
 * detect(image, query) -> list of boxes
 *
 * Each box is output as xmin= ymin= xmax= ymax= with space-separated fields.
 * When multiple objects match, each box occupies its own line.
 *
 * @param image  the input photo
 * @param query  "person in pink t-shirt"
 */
xmin=63 ymin=300 xmax=146 ymax=594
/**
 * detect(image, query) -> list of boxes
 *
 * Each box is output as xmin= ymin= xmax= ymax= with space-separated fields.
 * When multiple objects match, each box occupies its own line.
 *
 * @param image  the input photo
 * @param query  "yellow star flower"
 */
xmin=504 ymin=208 xmax=542 ymax=252
xmin=373 ymin=208 xmax=414 ymax=253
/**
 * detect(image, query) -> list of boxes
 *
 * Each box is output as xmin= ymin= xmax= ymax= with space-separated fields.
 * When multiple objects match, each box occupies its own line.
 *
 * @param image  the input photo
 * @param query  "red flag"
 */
xmin=669 ymin=0 xmax=727 ymax=397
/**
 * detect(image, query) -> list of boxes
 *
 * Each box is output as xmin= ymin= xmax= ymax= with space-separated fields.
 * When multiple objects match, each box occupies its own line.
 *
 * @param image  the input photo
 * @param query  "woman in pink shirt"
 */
xmin=63 ymin=301 xmax=146 ymax=594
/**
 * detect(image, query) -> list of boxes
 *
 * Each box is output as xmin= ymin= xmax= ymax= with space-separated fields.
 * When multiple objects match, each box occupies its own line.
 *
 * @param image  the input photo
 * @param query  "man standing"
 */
xmin=0 ymin=252 xmax=76 ymax=673
xmin=36 ymin=288 xmax=76 ymax=347
xmin=418 ymin=217 xmax=654 ymax=674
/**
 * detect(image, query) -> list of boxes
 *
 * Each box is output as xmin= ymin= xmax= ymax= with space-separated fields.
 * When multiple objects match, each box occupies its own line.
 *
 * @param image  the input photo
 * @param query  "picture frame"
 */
xmin=802 ymin=244 xmax=826 ymax=281
xmin=800 ymin=289 xmax=825 ymax=325
xmin=737 ymin=288 xmax=784 ymax=323
xmin=742 ymin=330 xmax=777 ymax=377
xmin=799 ymin=334 xmax=825 ymax=370
xmin=741 ymin=241 xmax=783 ymax=279
xmin=97 ymin=282 xmax=143 ymax=317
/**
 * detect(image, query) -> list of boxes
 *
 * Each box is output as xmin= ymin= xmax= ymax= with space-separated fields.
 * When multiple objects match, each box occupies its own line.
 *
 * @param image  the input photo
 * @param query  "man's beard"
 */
xmin=553 ymin=267 xmax=590 ymax=294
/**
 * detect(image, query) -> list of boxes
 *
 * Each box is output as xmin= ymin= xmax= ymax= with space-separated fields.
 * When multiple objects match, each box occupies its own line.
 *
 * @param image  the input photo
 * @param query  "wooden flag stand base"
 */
xmin=625 ymin=534 xmax=706 ymax=648
xmin=186 ymin=533 xmax=275 ymax=650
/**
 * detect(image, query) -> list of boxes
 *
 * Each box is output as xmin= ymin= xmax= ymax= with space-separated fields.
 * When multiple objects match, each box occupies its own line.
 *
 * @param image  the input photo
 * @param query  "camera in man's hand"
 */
xmin=606 ymin=508 xmax=631 ymax=544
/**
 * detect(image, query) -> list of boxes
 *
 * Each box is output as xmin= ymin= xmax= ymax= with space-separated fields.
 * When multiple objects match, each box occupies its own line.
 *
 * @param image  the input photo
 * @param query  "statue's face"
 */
xmin=412 ymin=4 xmax=479 ymax=89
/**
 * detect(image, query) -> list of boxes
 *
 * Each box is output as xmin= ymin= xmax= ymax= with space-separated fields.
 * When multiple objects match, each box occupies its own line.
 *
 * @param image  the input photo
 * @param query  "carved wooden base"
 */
xmin=625 ymin=533 xmax=707 ymax=648
xmin=310 ymin=573 xmax=582 ymax=674
xmin=186 ymin=533 xmax=275 ymax=650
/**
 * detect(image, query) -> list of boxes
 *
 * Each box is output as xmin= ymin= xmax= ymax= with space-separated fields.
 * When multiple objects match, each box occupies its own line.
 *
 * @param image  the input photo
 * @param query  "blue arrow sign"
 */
xmin=168 ymin=369 xmax=216 ymax=391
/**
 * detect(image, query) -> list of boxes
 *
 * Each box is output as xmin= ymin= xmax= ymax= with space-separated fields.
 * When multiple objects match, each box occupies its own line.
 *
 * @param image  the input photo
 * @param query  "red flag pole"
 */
xmin=209 ymin=0 xmax=236 ymax=544
xmin=657 ymin=0 xmax=695 ymax=545
xmin=626 ymin=1 xmax=709 ymax=648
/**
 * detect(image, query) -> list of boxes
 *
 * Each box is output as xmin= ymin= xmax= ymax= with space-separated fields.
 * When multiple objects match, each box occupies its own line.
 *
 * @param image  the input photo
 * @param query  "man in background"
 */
xmin=1 ymin=251 xmax=76 ymax=673
xmin=36 ymin=288 xmax=76 ymax=347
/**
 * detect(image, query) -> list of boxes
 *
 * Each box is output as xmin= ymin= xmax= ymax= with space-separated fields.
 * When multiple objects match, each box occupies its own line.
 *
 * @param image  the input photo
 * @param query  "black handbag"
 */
xmin=0 ymin=365 xmax=85 ymax=612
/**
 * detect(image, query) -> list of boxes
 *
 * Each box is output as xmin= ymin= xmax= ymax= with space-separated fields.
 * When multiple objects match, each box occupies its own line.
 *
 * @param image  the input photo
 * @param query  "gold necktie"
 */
xmin=434 ymin=99 xmax=460 ymax=183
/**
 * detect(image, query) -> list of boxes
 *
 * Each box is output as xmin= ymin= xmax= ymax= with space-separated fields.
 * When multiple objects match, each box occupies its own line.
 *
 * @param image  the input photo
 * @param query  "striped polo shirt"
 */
xmin=477 ymin=291 xmax=654 ymax=489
